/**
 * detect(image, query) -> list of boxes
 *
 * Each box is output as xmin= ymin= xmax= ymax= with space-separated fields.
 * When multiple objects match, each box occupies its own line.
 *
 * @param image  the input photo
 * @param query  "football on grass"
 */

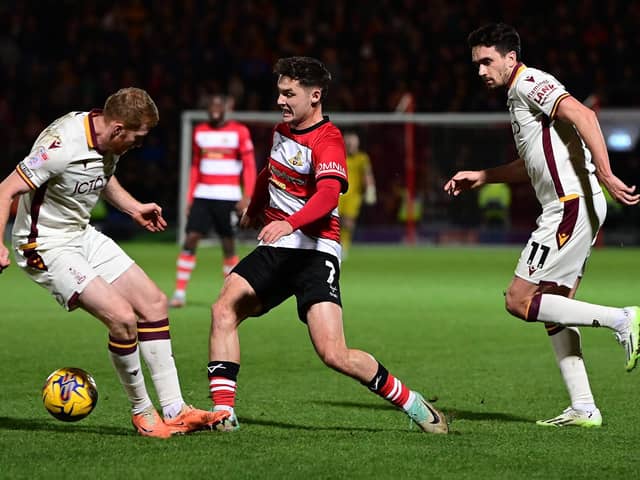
xmin=42 ymin=367 xmax=98 ymax=422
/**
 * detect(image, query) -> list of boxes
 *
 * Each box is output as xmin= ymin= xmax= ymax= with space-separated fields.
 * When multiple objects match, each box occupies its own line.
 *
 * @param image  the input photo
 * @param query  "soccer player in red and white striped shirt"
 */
xmin=205 ymin=57 xmax=448 ymax=434
xmin=170 ymin=94 xmax=256 ymax=307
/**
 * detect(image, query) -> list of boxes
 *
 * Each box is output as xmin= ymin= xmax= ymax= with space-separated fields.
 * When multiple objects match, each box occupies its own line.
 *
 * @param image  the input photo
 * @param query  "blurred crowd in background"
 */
xmin=2 ymin=0 xmax=639 ymax=240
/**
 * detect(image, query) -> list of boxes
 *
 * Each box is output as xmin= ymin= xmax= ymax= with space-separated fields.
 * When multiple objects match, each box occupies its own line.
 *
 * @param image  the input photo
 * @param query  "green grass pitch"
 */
xmin=1 ymin=241 xmax=638 ymax=479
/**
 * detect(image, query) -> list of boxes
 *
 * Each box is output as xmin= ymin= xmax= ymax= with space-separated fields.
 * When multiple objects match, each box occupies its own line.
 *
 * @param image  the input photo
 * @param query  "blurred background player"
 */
xmin=338 ymin=131 xmax=376 ymax=258
xmin=0 ymin=88 xmax=228 ymax=438
xmin=170 ymin=94 xmax=256 ymax=308
xmin=206 ymin=56 xmax=447 ymax=434
xmin=445 ymin=23 xmax=640 ymax=428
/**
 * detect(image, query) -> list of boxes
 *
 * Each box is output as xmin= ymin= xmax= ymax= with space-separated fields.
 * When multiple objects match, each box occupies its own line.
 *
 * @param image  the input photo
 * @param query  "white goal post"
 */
xmin=178 ymin=109 xmax=640 ymax=245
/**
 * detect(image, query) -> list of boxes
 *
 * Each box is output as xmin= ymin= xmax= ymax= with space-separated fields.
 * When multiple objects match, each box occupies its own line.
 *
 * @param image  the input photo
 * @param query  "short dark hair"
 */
xmin=273 ymin=56 xmax=331 ymax=102
xmin=467 ymin=23 xmax=521 ymax=60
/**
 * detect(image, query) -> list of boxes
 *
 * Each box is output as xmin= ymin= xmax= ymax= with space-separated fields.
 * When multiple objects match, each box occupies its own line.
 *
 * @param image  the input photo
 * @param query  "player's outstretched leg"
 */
xmin=536 ymin=406 xmax=602 ymax=428
xmin=526 ymin=293 xmax=640 ymax=372
xmin=615 ymin=306 xmax=640 ymax=372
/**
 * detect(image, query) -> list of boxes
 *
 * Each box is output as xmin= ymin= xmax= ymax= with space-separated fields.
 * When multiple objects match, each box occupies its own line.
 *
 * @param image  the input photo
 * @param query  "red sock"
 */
xmin=223 ymin=255 xmax=239 ymax=277
xmin=366 ymin=363 xmax=411 ymax=409
xmin=207 ymin=361 xmax=239 ymax=408
xmin=175 ymin=252 xmax=196 ymax=293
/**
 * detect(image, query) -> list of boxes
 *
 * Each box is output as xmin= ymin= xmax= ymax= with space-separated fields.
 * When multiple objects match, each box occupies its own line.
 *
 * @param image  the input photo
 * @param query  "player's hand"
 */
xmin=235 ymin=197 xmax=251 ymax=215
xmin=599 ymin=174 xmax=640 ymax=206
xmin=0 ymin=244 xmax=10 ymax=274
xmin=444 ymin=170 xmax=486 ymax=196
xmin=257 ymin=220 xmax=292 ymax=244
xmin=364 ymin=186 xmax=377 ymax=205
xmin=133 ymin=203 xmax=167 ymax=232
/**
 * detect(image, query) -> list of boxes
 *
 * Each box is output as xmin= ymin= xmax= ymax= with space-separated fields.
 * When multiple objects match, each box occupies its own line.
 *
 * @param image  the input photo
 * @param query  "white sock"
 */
xmin=109 ymin=348 xmax=153 ymax=414
xmin=163 ymin=401 xmax=185 ymax=419
xmin=538 ymin=294 xmax=627 ymax=331
xmin=214 ymin=405 xmax=235 ymax=415
xmin=137 ymin=337 xmax=184 ymax=415
xmin=548 ymin=327 xmax=596 ymax=411
xmin=402 ymin=390 xmax=417 ymax=411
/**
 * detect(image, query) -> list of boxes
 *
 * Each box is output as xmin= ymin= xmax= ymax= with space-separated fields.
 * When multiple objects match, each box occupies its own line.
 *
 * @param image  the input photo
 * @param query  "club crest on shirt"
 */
xmin=25 ymin=146 xmax=49 ymax=169
xmin=286 ymin=151 xmax=304 ymax=167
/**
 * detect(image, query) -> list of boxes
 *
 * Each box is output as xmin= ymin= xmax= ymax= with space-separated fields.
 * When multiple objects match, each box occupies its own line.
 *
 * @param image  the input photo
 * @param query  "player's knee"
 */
xmin=108 ymin=308 xmax=138 ymax=339
xmin=316 ymin=346 xmax=348 ymax=372
xmin=151 ymin=289 xmax=168 ymax=311
xmin=504 ymin=289 xmax=528 ymax=320
xmin=211 ymin=300 xmax=236 ymax=330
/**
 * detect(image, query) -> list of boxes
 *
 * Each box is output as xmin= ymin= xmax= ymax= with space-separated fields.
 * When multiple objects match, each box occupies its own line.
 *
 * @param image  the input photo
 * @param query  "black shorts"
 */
xmin=233 ymin=246 xmax=342 ymax=322
xmin=186 ymin=198 xmax=237 ymax=237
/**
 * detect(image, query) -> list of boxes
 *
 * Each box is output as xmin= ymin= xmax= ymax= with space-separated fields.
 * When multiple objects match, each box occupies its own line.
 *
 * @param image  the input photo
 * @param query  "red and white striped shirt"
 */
xmin=188 ymin=120 xmax=256 ymax=202
xmin=252 ymin=117 xmax=348 ymax=260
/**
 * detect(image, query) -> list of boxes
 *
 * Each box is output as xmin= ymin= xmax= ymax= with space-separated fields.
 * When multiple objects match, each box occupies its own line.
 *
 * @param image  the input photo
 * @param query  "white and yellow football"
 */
xmin=42 ymin=367 xmax=98 ymax=422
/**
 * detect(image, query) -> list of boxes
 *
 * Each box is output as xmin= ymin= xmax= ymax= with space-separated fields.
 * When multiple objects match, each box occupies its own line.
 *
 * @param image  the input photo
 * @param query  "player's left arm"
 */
xmin=555 ymin=95 xmax=639 ymax=205
xmin=102 ymin=175 xmax=167 ymax=232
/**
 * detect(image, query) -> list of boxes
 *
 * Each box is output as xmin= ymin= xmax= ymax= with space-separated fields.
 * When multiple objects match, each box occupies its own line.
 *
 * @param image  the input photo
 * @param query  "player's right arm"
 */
xmin=444 ymin=158 xmax=528 ymax=196
xmin=0 ymin=171 xmax=32 ymax=271
xmin=102 ymin=175 xmax=167 ymax=232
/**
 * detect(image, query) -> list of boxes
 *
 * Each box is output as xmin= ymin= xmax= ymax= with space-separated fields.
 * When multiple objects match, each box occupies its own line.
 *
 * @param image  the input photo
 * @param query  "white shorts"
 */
xmin=13 ymin=225 xmax=134 ymax=310
xmin=514 ymin=192 xmax=606 ymax=288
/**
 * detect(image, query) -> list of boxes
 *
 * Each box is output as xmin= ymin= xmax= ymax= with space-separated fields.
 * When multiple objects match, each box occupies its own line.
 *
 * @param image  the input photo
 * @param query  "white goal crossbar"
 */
xmin=178 ymin=109 xmax=640 ymax=244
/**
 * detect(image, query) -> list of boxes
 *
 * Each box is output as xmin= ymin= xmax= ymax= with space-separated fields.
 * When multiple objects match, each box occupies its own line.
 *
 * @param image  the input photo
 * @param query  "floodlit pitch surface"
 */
xmin=1 ymin=242 xmax=638 ymax=479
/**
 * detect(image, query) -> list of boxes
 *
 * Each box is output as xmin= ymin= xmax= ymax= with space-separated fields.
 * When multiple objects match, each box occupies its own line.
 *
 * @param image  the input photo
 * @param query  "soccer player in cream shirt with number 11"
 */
xmin=445 ymin=23 xmax=640 ymax=428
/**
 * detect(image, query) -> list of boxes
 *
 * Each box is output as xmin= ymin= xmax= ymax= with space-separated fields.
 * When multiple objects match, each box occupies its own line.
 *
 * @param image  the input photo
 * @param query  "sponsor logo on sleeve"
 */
xmin=317 ymin=161 xmax=346 ymax=177
xmin=526 ymin=79 xmax=558 ymax=106
xmin=25 ymin=146 xmax=49 ymax=169
xmin=18 ymin=163 xmax=34 ymax=179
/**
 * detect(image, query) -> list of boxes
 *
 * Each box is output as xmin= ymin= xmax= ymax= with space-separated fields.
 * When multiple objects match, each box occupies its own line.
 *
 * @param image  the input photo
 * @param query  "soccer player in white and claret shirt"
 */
xmin=205 ymin=56 xmax=448 ymax=434
xmin=445 ymin=23 xmax=640 ymax=428
xmin=0 ymin=88 xmax=228 ymax=438
xmin=170 ymin=94 xmax=256 ymax=308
